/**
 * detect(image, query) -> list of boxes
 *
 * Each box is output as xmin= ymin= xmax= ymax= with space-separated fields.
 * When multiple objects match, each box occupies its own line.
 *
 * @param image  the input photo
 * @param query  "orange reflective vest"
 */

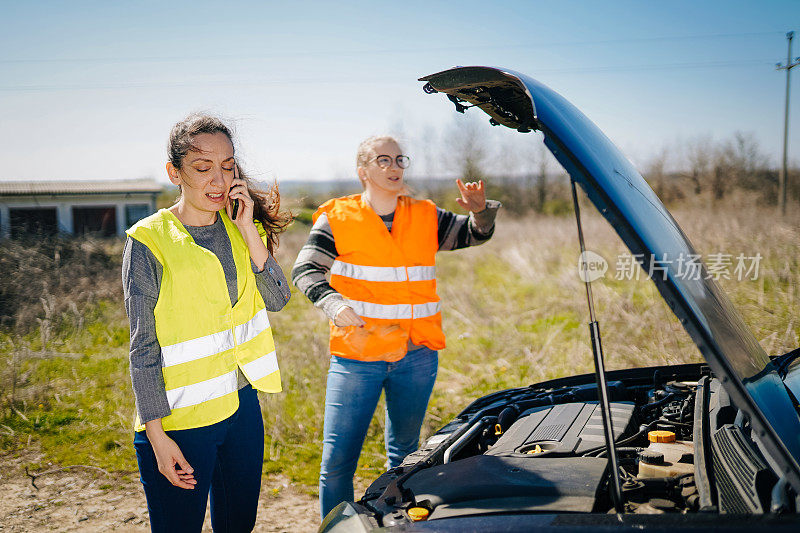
xmin=313 ymin=194 xmax=445 ymax=362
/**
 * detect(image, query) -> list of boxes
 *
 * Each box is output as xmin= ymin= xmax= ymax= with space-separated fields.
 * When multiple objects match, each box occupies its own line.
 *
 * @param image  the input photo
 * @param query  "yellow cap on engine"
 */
xmin=408 ymin=507 xmax=430 ymax=521
xmin=648 ymin=430 xmax=676 ymax=443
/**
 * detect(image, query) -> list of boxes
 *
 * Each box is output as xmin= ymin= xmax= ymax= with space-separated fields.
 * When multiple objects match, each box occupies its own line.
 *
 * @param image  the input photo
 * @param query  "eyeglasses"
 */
xmin=371 ymin=155 xmax=411 ymax=169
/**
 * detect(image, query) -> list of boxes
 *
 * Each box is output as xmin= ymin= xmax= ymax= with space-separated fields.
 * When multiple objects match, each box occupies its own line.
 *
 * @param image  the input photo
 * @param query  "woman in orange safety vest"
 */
xmin=291 ymin=135 xmax=500 ymax=518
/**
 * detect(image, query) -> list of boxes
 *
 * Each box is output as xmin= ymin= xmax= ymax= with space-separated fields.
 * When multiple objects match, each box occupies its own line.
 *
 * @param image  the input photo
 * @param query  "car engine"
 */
xmin=357 ymin=363 xmax=795 ymax=527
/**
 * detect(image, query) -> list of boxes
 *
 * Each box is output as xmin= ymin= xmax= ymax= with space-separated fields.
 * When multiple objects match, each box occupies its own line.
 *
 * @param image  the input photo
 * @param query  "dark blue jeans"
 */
xmin=134 ymin=385 xmax=264 ymax=533
xmin=319 ymin=346 xmax=438 ymax=518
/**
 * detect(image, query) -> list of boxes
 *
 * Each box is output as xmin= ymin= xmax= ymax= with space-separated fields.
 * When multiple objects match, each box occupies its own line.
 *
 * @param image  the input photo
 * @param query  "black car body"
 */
xmin=319 ymin=66 xmax=800 ymax=532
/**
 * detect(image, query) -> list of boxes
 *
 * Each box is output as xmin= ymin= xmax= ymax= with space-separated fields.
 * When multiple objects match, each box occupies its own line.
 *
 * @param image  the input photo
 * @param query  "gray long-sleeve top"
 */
xmin=122 ymin=214 xmax=291 ymax=425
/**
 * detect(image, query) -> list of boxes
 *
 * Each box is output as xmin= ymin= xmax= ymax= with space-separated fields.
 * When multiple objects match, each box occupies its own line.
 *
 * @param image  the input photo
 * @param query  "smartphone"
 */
xmin=231 ymin=163 xmax=239 ymax=220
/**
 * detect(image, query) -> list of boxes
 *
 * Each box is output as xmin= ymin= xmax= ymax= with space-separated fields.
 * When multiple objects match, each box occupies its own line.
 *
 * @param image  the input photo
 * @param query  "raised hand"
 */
xmin=455 ymin=179 xmax=486 ymax=213
xmin=226 ymin=164 xmax=255 ymax=229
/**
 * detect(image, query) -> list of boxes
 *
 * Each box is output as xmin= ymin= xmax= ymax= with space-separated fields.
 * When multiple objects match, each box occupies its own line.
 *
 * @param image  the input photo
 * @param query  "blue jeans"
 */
xmin=319 ymin=346 xmax=438 ymax=518
xmin=134 ymin=385 xmax=264 ymax=533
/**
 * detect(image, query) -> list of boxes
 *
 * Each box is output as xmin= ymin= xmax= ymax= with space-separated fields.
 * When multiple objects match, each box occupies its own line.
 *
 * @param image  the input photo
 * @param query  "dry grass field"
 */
xmin=0 ymin=199 xmax=797 ymax=530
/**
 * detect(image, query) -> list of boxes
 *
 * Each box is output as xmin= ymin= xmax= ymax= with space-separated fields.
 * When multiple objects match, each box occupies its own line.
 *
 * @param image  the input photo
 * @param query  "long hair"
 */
xmin=168 ymin=113 xmax=292 ymax=253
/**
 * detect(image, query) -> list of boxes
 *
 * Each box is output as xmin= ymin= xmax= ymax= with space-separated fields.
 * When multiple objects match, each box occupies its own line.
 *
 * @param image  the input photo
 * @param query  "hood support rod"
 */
xmin=569 ymin=178 xmax=625 ymax=513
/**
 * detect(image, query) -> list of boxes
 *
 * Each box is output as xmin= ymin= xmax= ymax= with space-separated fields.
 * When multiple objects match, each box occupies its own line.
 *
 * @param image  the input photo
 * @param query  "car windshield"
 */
xmin=420 ymin=66 xmax=800 ymax=488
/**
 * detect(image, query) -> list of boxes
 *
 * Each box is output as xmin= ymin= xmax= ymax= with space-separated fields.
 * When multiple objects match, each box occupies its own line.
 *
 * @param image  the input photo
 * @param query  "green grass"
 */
xmin=0 ymin=307 xmax=135 ymax=473
xmin=1 ymin=204 xmax=798 ymax=495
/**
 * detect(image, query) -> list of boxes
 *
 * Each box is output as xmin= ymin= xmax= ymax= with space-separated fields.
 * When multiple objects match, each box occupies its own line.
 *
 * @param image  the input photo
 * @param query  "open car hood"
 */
xmin=419 ymin=66 xmax=800 ymax=491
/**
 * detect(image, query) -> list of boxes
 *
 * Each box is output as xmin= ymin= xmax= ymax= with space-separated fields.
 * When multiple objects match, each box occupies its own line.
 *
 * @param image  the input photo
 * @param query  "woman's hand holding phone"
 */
xmin=226 ymin=164 xmax=254 ymax=227
xmin=226 ymin=163 xmax=271 ymax=268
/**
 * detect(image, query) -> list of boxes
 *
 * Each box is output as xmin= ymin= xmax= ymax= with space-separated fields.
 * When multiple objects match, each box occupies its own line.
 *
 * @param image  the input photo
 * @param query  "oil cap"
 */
xmin=639 ymin=449 xmax=665 ymax=465
xmin=408 ymin=507 xmax=430 ymax=521
xmin=648 ymin=430 xmax=676 ymax=443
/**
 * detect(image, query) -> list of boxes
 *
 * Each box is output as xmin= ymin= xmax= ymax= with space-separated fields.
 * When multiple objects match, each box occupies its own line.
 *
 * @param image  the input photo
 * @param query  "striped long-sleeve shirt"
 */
xmin=291 ymin=199 xmax=501 ymax=324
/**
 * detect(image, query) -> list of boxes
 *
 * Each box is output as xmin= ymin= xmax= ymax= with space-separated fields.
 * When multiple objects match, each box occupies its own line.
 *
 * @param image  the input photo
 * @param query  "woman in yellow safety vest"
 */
xmin=123 ymin=114 xmax=292 ymax=532
xmin=292 ymin=135 xmax=500 ymax=518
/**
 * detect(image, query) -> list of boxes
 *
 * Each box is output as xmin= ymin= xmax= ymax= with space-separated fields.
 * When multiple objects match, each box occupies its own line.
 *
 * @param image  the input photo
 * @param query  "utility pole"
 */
xmin=777 ymin=31 xmax=800 ymax=216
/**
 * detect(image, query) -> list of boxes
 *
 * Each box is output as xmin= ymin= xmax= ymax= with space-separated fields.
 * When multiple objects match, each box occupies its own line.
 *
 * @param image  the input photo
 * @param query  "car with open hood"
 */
xmin=319 ymin=66 xmax=800 ymax=532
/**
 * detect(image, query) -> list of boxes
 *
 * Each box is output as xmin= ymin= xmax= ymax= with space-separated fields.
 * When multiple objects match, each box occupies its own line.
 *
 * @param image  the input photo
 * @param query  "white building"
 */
xmin=0 ymin=179 xmax=162 ymax=238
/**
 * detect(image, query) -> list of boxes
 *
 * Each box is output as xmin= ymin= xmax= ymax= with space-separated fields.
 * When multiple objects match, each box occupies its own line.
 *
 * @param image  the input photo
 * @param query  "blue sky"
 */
xmin=1 ymin=0 xmax=798 ymax=183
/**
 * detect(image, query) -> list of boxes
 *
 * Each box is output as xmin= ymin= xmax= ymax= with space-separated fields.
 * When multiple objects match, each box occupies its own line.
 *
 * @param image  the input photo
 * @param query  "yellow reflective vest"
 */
xmin=127 ymin=209 xmax=281 ymax=431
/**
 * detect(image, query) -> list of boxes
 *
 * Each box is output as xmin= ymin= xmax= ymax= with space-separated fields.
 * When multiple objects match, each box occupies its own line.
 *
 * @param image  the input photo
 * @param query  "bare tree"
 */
xmin=494 ymin=135 xmax=523 ymax=178
xmin=683 ymin=134 xmax=714 ymax=195
xmin=645 ymin=147 xmax=669 ymax=201
xmin=710 ymin=141 xmax=735 ymax=201
xmin=536 ymin=143 xmax=549 ymax=211
xmin=418 ymin=124 xmax=440 ymax=178
xmin=705 ymin=131 xmax=769 ymax=201
xmin=727 ymin=131 xmax=769 ymax=191
xmin=445 ymin=114 xmax=488 ymax=182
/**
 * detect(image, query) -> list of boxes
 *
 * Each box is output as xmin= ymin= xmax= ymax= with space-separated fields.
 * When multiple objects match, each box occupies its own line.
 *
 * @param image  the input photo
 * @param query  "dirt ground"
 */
xmin=0 ymin=450 xmax=325 ymax=532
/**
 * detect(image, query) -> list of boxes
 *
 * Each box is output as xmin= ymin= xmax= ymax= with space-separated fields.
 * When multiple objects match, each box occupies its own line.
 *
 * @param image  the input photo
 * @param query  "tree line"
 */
xmin=403 ymin=115 xmax=799 ymax=215
xmin=287 ymin=114 xmax=798 ymax=218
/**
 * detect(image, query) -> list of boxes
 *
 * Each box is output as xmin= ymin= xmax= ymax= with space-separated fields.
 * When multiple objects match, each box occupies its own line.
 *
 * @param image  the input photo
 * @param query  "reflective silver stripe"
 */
xmin=331 ymin=260 xmax=406 ymax=282
xmin=161 ymin=329 xmax=233 ymax=368
xmin=241 ymin=350 xmax=279 ymax=382
xmin=407 ymin=266 xmax=436 ymax=281
xmin=347 ymin=300 xmax=413 ymax=319
xmin=235 ymin=308 xmax=271 ymax=345
xmin=346 ymin=300 xmax=441 ymax=320
xmin=161 ymin=309 xmax=271 ymax=368
xmin=332 ymin=261 xmax=435 ymax=283
xmin=413 ymin=301 xmax=441 ymax=318
xmin=166 ymin=370 xmax=238 ymax=410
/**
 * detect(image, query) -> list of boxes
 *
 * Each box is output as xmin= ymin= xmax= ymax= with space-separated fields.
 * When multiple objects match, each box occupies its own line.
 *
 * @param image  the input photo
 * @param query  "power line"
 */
xmin=538 ymin=59 xmax=771 ymax=74
xmin=0 ymin=31 xmax=784 ymax=66
xmin=0 ymin=59 xmax=780 ymax=93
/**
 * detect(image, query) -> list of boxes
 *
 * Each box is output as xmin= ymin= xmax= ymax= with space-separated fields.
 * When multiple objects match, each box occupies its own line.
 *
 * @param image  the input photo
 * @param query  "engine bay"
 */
xmin=358 ymin=363 xmax=796 ymax=527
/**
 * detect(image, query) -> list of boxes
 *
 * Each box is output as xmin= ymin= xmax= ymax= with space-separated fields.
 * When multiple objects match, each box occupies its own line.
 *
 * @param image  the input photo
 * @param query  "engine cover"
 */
xmin=486 ymin=401 xmax=636 ymax=456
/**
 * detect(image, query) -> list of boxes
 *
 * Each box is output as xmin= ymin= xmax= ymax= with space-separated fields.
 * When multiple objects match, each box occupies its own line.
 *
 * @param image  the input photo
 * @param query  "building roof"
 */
xmin=0 ymin=179 xmax=163 ymax=196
